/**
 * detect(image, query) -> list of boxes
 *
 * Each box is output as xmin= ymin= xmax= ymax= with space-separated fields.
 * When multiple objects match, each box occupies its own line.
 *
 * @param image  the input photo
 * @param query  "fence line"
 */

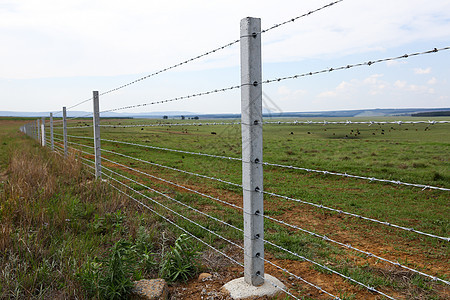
xmin=99 ymin=137 xmax=449 ymax=191
xmin=67 ymin=139 xmax=448 ymax=284
xmin=18 ymin=9 xmax=450 ymax=298
xmin=64 ymin=136 xmax=450 ymax=242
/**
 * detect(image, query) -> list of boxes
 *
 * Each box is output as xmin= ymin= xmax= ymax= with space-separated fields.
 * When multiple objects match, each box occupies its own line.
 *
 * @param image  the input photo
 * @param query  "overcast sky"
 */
xmin=1 ymin=0 xmax=450 ymax=115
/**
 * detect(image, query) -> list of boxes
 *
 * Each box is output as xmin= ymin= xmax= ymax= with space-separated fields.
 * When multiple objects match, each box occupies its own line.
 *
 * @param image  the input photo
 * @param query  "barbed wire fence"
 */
xmin=20 ymin=2 xmax=450 ymax=299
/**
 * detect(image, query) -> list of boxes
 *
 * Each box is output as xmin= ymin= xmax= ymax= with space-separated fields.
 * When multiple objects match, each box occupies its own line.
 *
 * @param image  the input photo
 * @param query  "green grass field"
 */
xmin=2 ymin=116 xmax=449 ymax=299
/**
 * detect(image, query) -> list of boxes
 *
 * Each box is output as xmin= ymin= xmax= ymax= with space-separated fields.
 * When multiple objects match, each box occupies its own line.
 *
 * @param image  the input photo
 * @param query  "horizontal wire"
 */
xmin=101 ymin=137 xmax=449 ymax=191
xmin=101 ymin=164 xmax=243 ymax=235
xmin=43 ymin=137 xmax=450 ymax=285
xmin=77 ymin=139 xmax=449 ymax=241
xmin=255 ymin=272 xmax=301 ymax=300
xmin=257 ymin=258 xmax=338 ymax=299
xmin=99 ymin=159 xmax=369 ymax=297
xmin=72 ymin=141 xmax=446 ymax=284
xmin=100 ymin=155 xmax=243 ymax=212
xmin=100 ymin=147 xmax=242 ymax=188
xmin=260 ymin=238 xmax=397 ymax=300
xmin=260 ymin=0 xmax=343 ymax=35
xmin=74 ymin=119 xmax=449 ymax=129
xmin=259 ymin=212 xmax=449 ymax=284
xmin=100 ymin=42 xmax=240 ymax=97
xmin=261 ymin=189 xmax=449 ymax=242
xmin=102 ymin=170 xmax=244 ymax=264
xmin=261 ymin=47 xmax=450 ymax=85
xmin=100 ymin=85 xmax=240 ymax=114
xmin=104 ymin=173 xmax=243 ymax=268
xmin=98 ymin=122 xmax=240 ymax=128
xmin=262 ymin=162 xmax=450 ymax=192
xmin=265 ymin=120 xmax=450 ymax=126
xmin=101 ymin=138 xmax=241 ymax=162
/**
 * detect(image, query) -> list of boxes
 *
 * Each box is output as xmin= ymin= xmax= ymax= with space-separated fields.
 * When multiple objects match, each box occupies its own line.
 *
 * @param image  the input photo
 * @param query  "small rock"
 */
xmin=131 ymin=279 xmax=168 ymax=300
xmin=198 ymin=273 xmax=213 ymax=281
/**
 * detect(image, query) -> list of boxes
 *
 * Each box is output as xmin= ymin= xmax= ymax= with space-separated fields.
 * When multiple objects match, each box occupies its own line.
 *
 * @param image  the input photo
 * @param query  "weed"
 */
xmin=160 ymin=234 xmax=200 ymax=283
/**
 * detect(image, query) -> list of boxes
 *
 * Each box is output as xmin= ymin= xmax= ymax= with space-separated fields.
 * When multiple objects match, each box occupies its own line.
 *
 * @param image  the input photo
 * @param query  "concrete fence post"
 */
xmin=41 ymin=117 xmax=46 ymax=146
xmin=240 ymin=17 xmax=264 ymax=287
xmin=93 ymin=91 xmax=102 ymax=179
xmin=50 ymin=113 xmax=54 ymax=151
xmin=36 ymin=119 xmax=40 ymax=142
xmin=63 ymin=107 xmax=68 ymax=157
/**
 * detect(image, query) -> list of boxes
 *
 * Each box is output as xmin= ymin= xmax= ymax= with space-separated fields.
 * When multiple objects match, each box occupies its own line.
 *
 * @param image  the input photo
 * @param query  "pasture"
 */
xmin=53 ymin=116 xmax=449 ymax=299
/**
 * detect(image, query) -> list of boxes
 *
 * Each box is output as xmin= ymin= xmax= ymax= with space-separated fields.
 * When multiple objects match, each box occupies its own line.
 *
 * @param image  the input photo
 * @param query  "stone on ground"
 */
xmin=198 ymin=272 xmax=213 ymax=281
xmin=131 ymin=279 xmax=168 ymax=300
xmin=221 ymin=274 xmax=286 ymax=299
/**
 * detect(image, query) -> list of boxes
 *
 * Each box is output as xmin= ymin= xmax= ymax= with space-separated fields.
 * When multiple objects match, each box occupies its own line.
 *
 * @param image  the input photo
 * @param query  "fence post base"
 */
xmin=222 ymin=274 xmax=285 ymax=299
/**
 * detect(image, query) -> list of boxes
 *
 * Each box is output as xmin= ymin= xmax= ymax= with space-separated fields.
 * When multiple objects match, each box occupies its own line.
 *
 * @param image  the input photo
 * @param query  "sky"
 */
xmin=1 ymin=0 xmax=450 ymax=115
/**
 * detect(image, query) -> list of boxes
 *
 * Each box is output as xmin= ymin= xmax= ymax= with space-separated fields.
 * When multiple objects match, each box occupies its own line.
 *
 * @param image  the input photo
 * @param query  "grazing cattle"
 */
xmin=211 ymin=132 xmax=217 ymax=135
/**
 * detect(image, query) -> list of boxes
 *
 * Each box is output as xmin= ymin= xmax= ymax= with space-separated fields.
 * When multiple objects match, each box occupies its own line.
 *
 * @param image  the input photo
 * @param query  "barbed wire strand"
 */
xmin=95 ymin=149 xmax=449 ymax=284
xmin=258 ymin=212 xmax=449 ymax=284
xmin=102 ymin=170 xmax=244 ymax=263
xmin=99 ymin=145 xmax=450 ymax=241
xmin=256 ymin=259 xmax=339 ymax=299
xmin=101 ymin=164 xmax=243 ymax=235
xmin=103 ymin=172 xmax=244 ymax=268
xmin=101 ymin=85 xmax=240 ymax=114
xmin=100 ymin=147 xmax=242 ymax=188
xmin=260 ymin=0 xmax=343 ymax=35
xmin=61 ymin=119 xmax=448 ymax=129
xmin=261 ymin=189 xmax=449 ymax=242
xmin=59 ymin=136 xmax=450 ymax=241
xmin=260 ymin=238 xmax=397 ymax=300
xmin=74 ymin=142 xmax=446 ymax=282
xmin=100 ymin=137 xmax=449 ymax=191
xmin=261 ymin=47 xmax=450 ymax=85
xmin=101 ymin=165 xmax=344 ymax=298
xmin=100 ymin=155 xmax=243 ymax=211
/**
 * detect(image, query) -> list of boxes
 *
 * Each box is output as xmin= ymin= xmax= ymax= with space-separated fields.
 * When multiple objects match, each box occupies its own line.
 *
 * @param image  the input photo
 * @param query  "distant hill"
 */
xmin=411 ymin=111 xmax=450 ymax=117
xmin=1 ymin=108 xmax=449 ymax=119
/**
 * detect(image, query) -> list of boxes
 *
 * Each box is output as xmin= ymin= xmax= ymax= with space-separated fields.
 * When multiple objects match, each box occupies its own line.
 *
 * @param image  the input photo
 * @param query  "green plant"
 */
xmin=159 ymin=234 xmax=199 ymax=282
xmin=98 ymin=240 xmax=136 ymax=300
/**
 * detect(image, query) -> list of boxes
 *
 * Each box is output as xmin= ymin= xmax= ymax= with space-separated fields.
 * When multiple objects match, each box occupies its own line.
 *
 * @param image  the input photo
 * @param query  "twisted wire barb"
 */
xmin=261 ymin=47 xmax=450 ymax=85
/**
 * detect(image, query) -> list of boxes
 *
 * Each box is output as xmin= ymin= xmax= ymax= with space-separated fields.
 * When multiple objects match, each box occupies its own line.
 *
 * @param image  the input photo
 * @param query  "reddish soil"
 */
xmin=86 ymin=154 xmax=449 ymax=299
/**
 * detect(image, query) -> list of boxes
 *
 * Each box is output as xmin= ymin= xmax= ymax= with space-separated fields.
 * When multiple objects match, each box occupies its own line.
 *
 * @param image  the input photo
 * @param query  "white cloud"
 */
xmin=427 ymin=77 xmax=437 ymax=85
xmin=394 ymin=80 xmax=407 ymax=88
xmin=414 ymin=67 xmax=432 ymax=74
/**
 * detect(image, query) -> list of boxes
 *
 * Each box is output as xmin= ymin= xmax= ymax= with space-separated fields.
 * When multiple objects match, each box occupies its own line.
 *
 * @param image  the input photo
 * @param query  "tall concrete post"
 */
xmin=41 ymin=117 xmax=45 ymax=146
xmin=50 ymin=113 xmax=54 ymax=151
xmin=63 ymin=107 xmax=68 ymax=157
xmin=241 ymin=17 xmax=264 ymax=286
xmin=36 ymin=119 xmax=40 ymax=142
xmin=93 ymin=91 xmax=102 ymax=179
